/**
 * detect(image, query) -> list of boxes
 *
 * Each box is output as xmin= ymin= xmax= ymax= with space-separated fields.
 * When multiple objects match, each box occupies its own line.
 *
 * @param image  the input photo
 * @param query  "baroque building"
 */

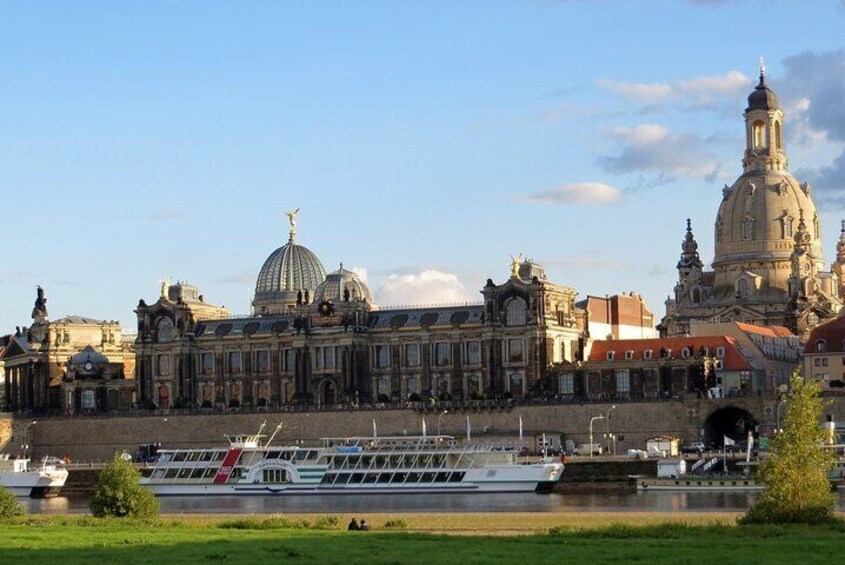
xmin=1 ymin=287 xmax=136 ymax=412
xmin=661 ymin=67 xmax=845 ymax=339
xmin=134 ymin=214 xmax=655 ymax=409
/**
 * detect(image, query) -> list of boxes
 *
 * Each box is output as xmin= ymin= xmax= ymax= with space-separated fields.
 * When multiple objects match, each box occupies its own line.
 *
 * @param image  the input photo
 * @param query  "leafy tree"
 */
xmin=0 ymin=486 xmax=24 ymax=518
xmin=743 ymin=371 xmax=836 ymax=524
xmin=90 ymin=455 xmax=160 ymax=518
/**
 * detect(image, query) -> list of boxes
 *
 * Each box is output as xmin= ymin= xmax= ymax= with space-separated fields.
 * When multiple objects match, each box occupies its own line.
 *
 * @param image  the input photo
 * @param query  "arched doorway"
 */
xmin=703 ymin=406 xmax=758 ymax=447
xmin=321 ymin=380 xmax=336 ymax=406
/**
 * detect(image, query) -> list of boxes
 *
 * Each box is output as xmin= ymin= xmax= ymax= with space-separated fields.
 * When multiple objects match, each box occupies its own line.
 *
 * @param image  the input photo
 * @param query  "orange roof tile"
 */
xmin=588 ymin=336 xmax=753 ymax=371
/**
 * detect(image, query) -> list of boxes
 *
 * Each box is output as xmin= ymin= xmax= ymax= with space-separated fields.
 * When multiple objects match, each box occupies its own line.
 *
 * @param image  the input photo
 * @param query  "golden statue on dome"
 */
xmin=285 ymin=208 xmax=300 ymax=241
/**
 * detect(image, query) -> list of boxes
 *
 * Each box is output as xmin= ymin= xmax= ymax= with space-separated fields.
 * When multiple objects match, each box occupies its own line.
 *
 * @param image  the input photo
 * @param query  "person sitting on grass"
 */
xmin=359 ymin=519 xmax=370 ymax=531
xmin=347 ymin=517 xmax=360 ymax=531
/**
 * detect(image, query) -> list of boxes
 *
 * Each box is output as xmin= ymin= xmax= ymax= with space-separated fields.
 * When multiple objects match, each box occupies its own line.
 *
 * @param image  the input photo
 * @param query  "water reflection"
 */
xmin=23 ymin=491 xmax=845 ymax=515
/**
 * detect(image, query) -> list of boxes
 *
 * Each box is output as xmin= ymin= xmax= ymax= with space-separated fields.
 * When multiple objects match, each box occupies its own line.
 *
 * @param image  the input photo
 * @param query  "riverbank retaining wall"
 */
xmin=2 ymin=395 xmax=843 ymax=461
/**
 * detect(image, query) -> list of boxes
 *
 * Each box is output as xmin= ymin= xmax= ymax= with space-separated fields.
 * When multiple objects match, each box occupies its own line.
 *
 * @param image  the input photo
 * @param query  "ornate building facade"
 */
xmin=134 ymin=215 xmax=656 ymax=409
xmin=661 ymin=68 xmax=845 ymax=339
xmin=1 ymin=287 xmax=136 ymax=412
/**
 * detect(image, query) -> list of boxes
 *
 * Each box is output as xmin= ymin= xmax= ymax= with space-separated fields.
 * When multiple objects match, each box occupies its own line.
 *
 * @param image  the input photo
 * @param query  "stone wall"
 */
xmin=2 ymin=395 xmax=843 ymax=461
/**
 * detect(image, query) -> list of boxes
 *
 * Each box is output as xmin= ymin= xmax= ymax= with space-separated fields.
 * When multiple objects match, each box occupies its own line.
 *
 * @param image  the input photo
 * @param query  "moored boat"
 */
xmin=140 ymin=427 xmax=563 ymax=496
xmin=0 ymin=454 xmax=69 ymax=498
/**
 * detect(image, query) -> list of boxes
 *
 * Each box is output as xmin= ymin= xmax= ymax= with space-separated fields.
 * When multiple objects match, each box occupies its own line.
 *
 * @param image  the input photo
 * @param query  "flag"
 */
xmin=723 ymin=435 xmax=736 ymax=447
xmin=466 ymin=415 xmax=471 ymax=442
xmin=422 ymin=417 xmax=427 ymax=437
xmin=372 ymin=418 xmax=377 ymax=439
xmin=519 ymin=415 xmax=524 ymax=447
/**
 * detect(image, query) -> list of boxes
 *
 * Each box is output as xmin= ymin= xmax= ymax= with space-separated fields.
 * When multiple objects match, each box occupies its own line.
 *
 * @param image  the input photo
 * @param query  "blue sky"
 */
xmin=2 ymin=0 xmax=845 ymax=331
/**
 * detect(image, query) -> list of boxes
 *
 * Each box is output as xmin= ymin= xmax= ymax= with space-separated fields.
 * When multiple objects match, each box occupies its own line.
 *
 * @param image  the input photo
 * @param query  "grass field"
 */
xmin=1 ymin=513 xmax=843 ymax=564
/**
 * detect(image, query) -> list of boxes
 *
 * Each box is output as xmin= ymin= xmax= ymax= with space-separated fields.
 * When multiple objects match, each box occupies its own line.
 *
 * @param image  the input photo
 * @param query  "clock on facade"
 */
xmin=318 ymin=300 xmax=335 ymax=316
xmin=84 ymin=361 xmax=94 ymax=371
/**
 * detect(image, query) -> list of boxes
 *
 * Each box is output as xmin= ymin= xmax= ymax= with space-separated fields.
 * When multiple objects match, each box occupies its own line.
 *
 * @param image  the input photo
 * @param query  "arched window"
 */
xmin=156 ymin=317 xmax=174 ymax=342
xmin=753 ymin=120 xmax=767 ymax=149
xmin=774 ymin=121 xmax=783 ymax=150
xmin=691 ymin=287 xmax=701 ymax=304
xmin=743 ymin=217 xmax=754 ymax=240
xmin=816 ymin=340 xmax=827 ymax=353
xmin=505 ymin=297 xmax=528 ymax=326
xmin=783 ymin=217 xmax=794 ymax=239
xmin=814 ymin=216 xmax=821 ymax=240
xmin=737 ymin=279 xmax=749 ymax=297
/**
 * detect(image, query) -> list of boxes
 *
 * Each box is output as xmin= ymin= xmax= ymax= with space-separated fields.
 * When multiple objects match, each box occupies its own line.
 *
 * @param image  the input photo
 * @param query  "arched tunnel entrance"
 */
xmin=703 ymin=406 xmax=758 ymax=447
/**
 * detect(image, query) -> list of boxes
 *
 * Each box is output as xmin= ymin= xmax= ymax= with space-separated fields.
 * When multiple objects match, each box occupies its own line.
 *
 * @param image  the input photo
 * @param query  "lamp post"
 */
xmin=437 ymin=410 xmax=448 ymax=435
xmin=23 ymin=420 xmax=37 ymax=459
xmin=775 ymin=399 xmax=787 ymax=434
xmin=606 ymin=405 xmax=617 ymax=455
xmin=157 ymin=417 xmax=168 ymax=446
xmin=589 ymin=415 xmax=605 ymax=458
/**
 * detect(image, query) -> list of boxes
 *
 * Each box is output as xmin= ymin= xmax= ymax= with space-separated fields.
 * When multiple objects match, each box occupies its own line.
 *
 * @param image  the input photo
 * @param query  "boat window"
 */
xmin=435 ymin=472 xmax=450 ymax=483
xmin=448 ymin=472 xmax=465 ymax=483
xmin=406 ymin=455 xmax=419 ymax=468
xmin=202 ymin=468 xmax=217 ymax=479
xmin=280 ymin=451 xmax=293 ymax=461
xmin=198 ymin=452 xmax=213 ymax=462
xmin=164 ymin=469 xmax=179 ymax=479
xmin=406 ymin=472 xmax=421 ymax=483
xmin=374 ymin=456 xmax=387 ymax=468
xmin=317 ymin=455 xmax=330 ymax=466
xmin=185 ymin=452 xmax=198 ymax=462
xmin=211 ymin=451 xmax=226 ymax=462
xmin=363 ymin=473 xmax=378 ymax=484
xmin=361 ymin=456 xmax=373 ymax=468
xmin=377 ymin=472 xmax=392 ymax=484
xmin=264 ymin=451 xmax=281 ymax=460
xmin=421 ymin=472 xmax=436 ymax=483
xmin=152 ymin=469 xmax=166 ymax=479
xmin=335 ymin=473 xmax=351 ymax=485
xmin=348 ymin=473 xmax=364 ymax=484
xmin=294 ymin=451 xmax=308 ymax=463
xmin=391 ymin=472 xmax=407 ymax=484
xmin=190 ymin=468 xmax=205 ymax=479
xmin=158 ymin=453 xmax=173 ymax=464
xmin=262 ymin=468 xmax=287 ymax=483
xmin=173 ymin=452 xmax=187 ymax=462
xmin=176 ymin=468 xmax=192 ymax=479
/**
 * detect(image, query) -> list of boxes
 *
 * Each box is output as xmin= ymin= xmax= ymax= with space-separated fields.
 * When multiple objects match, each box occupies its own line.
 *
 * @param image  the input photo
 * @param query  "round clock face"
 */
xmin=84 ymin=361 xmax=94 ymax=371
xmin=319 ymin=301 xmax=334 ymax=316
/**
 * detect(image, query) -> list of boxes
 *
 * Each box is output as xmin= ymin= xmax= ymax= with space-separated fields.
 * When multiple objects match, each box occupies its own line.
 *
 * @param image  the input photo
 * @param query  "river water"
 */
xmin=23 ymin=491 xmax=845 ymax=515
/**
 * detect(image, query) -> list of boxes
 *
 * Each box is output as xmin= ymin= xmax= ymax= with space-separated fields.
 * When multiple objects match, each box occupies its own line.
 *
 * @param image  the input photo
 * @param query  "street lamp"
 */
xmin=23 ymin=420 xmax=37 ymax=459
xmin=157 ymin=418 xmax=168 ymax=446
xmin=589 ymin=415 xmax=605 ymax=458
xmin=775 ymin=399 xmax=787 ymax=434
xmin=606 ymin=405 xmax=617 ymax=455
xmin=437 ymin=410 xmax=448 ymax=435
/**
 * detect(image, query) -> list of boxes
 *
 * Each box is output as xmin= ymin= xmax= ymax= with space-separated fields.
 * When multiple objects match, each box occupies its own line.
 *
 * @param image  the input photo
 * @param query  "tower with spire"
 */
xmin=660 ymin=61 xmax=843 ymax=340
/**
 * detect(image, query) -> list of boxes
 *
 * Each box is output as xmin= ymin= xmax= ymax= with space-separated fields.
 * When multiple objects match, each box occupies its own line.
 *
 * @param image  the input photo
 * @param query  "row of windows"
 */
xmin=813 ymin=357 xmax=845 ymax=367
xmin=814 ymin=339 xmax=845 ymax=353
xmin=320 ymin=471 xmax=466 ymax=486
xmin=605 ymin=346 xmax=725 ymax=362
xmin=373 ymin=341 xmax=490 ymax=369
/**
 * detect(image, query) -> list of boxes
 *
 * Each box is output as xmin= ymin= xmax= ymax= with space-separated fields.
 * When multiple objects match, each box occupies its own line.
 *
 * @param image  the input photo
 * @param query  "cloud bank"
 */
xmin=521 ymin=182 xmax=624 ymax=206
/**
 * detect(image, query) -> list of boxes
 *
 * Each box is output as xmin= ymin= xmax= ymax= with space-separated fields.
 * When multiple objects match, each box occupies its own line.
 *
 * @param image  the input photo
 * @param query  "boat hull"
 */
xmin=636 ymin=477 xmax=763 ymax=492
xmin=0 ymin=470 xmax=68 ymax=498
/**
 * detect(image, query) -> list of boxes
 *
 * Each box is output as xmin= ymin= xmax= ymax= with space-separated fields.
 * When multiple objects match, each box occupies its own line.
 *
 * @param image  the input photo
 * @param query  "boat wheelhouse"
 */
xmin=141 ymin=430 xmax=563 ymax=496
xmin=0 ymin=455 xmax=68 ymax=497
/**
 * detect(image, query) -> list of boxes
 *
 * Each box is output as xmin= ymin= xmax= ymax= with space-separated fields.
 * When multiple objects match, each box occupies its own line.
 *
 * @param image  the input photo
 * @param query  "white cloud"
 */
xmin=348 ymin=266 xmax=368 ymax=283
xmin=599 ymin=70 xmax=752 ymax=110
xmin=521 ymin=182 xmax=624 ymax=206
xmin=598 ymin=123 xmax=723 ymax=179
xmin=376 ymin=269 xmax=474 ymax=306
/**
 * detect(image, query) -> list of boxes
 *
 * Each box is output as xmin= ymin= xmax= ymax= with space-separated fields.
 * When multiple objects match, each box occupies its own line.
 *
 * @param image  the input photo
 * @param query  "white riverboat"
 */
xmin=141 ymin=428 xmax=563 ymax=496
xmin=0 ymin=454 xmax=69 ymax=498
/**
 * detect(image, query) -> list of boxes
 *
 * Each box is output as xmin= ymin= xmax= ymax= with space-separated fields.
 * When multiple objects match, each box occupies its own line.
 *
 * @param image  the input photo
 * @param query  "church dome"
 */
xmin=313 ymin=265 xmax=373 ymax=305
xmin=255 ymin=240 xmax=326 ymax=301
xmin=746 ymin=70 xmax=778 ymax=112
xmin=252 ymin=211 xmax=327 ymax=314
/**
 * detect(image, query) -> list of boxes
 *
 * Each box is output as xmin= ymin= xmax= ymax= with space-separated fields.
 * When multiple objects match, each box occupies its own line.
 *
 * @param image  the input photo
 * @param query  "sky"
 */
xmin=2 ymin=0 xmax=845 ymax=332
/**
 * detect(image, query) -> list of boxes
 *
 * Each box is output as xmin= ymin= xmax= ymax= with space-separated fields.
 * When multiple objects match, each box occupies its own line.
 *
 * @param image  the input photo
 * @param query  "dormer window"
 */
xmin=816 ymin=340 xmax=827 ymax=353
xmin=681 ymin=347 xmax=691 ymax=358
xmin=625 ymin=350 xmax=634 ymax=360
xmin=644 ymin=349 xmax=653 ymax=360
xmin=606 ymin=351 xmax=615 ymax=361
xmin=716 ymin=347 xmax=725 ymax=358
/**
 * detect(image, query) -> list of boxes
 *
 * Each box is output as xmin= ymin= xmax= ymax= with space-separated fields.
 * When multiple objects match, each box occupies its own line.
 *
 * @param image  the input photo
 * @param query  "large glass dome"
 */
xmin=253 ymin=227 xmax=326 ymax=314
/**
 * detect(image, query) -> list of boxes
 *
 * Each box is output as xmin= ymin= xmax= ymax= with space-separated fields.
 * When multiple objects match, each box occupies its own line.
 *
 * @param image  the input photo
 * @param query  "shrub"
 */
xmin=742 ymin=372 xmax=836 ymax=525
xmin=90 ymin=455 xmax=160 ymax=518
xmin=0 ymin=487 xmax=24 ymax=518
xmin=383 ymin=518 xmax=408 ymax=529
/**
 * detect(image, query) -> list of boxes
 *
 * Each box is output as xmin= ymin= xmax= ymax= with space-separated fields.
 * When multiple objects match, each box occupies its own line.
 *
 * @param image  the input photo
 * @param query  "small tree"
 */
xmin=90 ymin=455 xmax=160 ymax=518
xmin=743 ymin=371 xmax=836 ymax=524
xmin=0 ymin=486 xmax=24 ymax=518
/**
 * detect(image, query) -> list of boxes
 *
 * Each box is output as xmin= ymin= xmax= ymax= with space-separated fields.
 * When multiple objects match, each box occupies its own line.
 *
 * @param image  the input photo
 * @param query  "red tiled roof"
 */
xmin=804 ymin=316 xmax=845 ymax=354
xmin=734 ymin=322 xmax=794 ymax=339
xmin=588 ymin=336 xmax=753 ymax=371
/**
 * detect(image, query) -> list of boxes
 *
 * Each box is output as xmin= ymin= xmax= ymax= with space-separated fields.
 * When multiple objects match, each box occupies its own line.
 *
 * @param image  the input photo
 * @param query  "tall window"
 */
xmin=783 ymin=216 xmax=794 ymax=239
xmin=256 ymin=350 xmax=270 ymax=373
xmin=284 ymin=349 xmax=297 ymax=372
xmin=466 ymin=341 xmax=481 ymax=365
xmin=774 ymin=121 xmax=782 ymax=149
xmin=375 ymin=345 xmax=390 ymax=368
xmin=560 ymin=373 xmax=575 ymax=395
xmin=615 ymin=369 xmax=630 ymax=393
xmin=404 ymin=343 xmax=420 ymax=367
xmin=323 ymin=347 xmax=335 ymax=370
xmin=405 ymin=375 xmax=420 ymax=397
xmin=156 ymin=354 xmax=170 ymax=376
xmin=753 ymin=120 xmax=767 ymax=149
xmin=737 ymin=279 xmax=749 ymax=297
xmin=435 ymin=342 xmax=451 ymax=366
xmin=505 ymin=298 xmax=528 ymax=326
xmin=743 ymin=217 xmax=754 ymax=240
xmin=508 ymin=339 xmax=524 ymax=362
xmin=200 ymin=352 xmax=214 ymax=375
xmin=228 ymin=351 xmax=242 ymax=374
xmin=156 ymin=317 xmax=174 ymax=342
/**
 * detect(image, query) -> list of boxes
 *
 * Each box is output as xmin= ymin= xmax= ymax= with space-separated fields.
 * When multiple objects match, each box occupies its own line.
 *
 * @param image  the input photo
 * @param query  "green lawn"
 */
xmin=1 ymin=515 xmax=843 ymax=565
